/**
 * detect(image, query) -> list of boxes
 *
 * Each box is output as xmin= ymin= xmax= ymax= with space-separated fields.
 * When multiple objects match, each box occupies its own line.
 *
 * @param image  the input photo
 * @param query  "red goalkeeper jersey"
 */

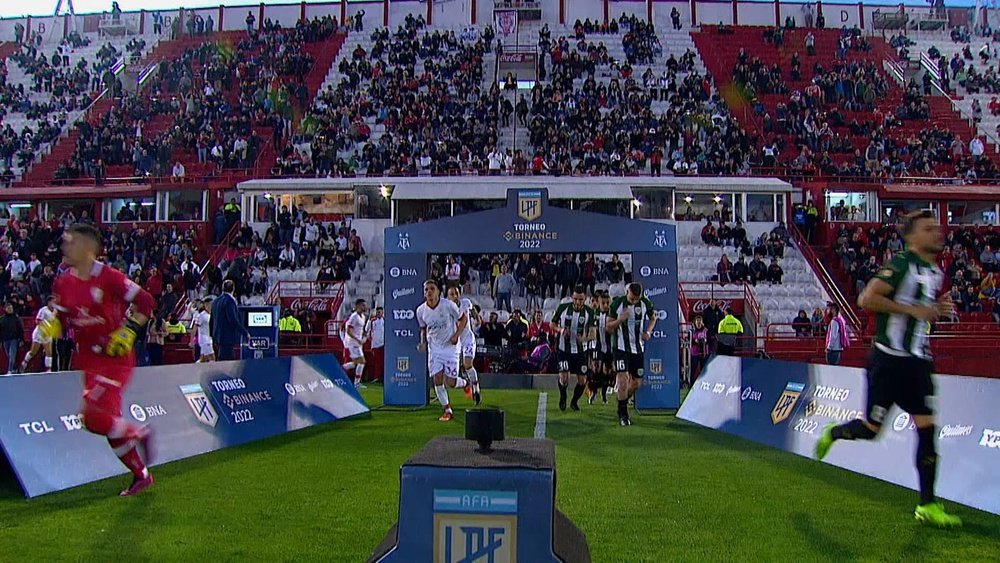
xmin=53 ymin=261 xmax=155 ymax=360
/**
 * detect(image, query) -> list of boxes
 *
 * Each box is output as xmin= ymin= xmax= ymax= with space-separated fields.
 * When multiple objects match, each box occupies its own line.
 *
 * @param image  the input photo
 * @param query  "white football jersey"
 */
xmin=344 ymin=311 xmax=366 ymax=345
xmin=194 ymin=310 xmax=212 ymax=343
xmin=35 ymin=306 xmax=56 ymax=324
xmin=456 ymin=298 xmax=475 ymax=340
xmin=416 ymin=299 xmax=462 ymax=355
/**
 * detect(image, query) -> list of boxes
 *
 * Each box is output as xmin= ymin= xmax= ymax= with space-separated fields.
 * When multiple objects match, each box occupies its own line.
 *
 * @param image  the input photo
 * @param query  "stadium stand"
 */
xmin=694 ymin=26 xmax=998 ymax=182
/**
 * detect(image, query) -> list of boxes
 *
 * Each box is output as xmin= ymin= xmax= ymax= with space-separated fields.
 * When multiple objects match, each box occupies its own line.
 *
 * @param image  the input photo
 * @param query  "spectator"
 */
xmin=767 ymin=258 xmax=784 ymax=284
xmin=494 ymin=264 xmax=515 ymax=313
xmin=792 ymin=310 xmax=812 ymax=337
xmin=505 ymin=309 xmax=528 ymax=349
xmin=480 ymin=312 xmax=505 ymax=347
xmin=716 ymin=307 xmax=744 ymax=356
xmin=688 ymin=314 xmax=709 ymax=385
xmin=1 ymin=302 xmax=24 ymax=374
xmin=825 ymin=302 xmax=850 ymax=365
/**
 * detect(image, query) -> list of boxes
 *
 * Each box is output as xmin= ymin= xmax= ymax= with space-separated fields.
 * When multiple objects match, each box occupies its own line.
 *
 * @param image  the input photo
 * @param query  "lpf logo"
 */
xmin=433 ymin=490 xmax=517 ymax=563
xmin=517 ymin=190 xmax=542 ymax=222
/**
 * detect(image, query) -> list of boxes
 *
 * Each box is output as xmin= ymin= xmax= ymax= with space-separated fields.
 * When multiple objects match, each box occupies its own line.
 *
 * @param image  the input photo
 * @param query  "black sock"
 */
xmin=618 ymin=399 xmax=627 ymax=418
xmin=601 ymin=386 xmax=607 ymax=401
xmin=916 ymin=425 xmax=937 ymax=506
xmin=571 ymin=384 xmax=585 ymax=405
xmin=831 ymin=418 xmax=877 ymax=441
xmin=558 ymin=383 xmax=567 ymax=403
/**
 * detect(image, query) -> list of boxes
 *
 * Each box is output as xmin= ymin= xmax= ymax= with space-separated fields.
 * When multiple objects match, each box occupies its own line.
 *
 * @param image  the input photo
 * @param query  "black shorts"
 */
xmin=865 ymin=348 xmax=935 ymax=425
xmin=557 ymin=351 xmax=589 ymax=375
xmin=613 ymin=351 xmax=644 ymax=378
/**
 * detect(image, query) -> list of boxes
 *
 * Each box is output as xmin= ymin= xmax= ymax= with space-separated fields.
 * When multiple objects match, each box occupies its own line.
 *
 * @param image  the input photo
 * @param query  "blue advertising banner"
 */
xmin=0 ymin=354 xmax=369 ymax=498
xmin=678 ymin=357 xmax=1000 ymax=516
xmin=384 ymin=188 xmax=679 ymax=409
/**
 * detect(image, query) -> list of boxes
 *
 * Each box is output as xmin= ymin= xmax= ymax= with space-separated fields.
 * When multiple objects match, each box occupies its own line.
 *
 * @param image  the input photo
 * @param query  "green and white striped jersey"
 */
xmin=594 ymin=309 xmax=615 ymax=353
xmin=551 ymin=303 xmax=596 ymax=354
xmin=873 ymin=250 xmax=943 ymax=360
xmin=609 ymin=295 xmax=656 ymax=354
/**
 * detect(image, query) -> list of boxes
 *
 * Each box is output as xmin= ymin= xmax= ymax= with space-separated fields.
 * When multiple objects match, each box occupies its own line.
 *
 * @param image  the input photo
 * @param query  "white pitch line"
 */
xmin=534 ymin=392 xmax=548 ymax=438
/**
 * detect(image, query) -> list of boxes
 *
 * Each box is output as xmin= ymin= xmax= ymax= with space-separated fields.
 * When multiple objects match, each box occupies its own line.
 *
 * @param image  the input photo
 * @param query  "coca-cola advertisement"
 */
xmin=281 ymin=297 xmax=334 ymax=314
xmin=687 ymin=298 xmax=744 ymax=319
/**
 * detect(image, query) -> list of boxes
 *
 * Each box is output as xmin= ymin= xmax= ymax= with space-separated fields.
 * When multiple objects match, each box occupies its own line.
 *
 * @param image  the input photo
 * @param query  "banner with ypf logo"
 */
xmin=0 ymin=354 xmax=369 ymax=498
xmin=678 ymin=357 xmax=1000 ymax=516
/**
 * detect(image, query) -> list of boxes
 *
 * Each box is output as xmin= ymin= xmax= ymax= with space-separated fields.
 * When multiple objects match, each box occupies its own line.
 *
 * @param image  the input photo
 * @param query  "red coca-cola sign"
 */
xmin=687 ymin=298 xmax=744 ymax=318
xmin=281 ymin=297 xmax=334 ymax=313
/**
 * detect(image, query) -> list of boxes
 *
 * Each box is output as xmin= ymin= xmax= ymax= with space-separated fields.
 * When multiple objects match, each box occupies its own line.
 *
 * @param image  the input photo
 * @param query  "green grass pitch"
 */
xmin=1 ymin=388 xmax=998 ymax=562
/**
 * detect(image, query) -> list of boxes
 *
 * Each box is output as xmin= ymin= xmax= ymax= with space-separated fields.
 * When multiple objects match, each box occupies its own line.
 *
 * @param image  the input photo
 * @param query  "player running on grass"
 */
xmin=417 ymin=279 xmax=468 ymax=422
xmin=20 ymin=296 xmax=57 ymax=373
xmin=552 ymin=286 xmax=596 ymax=411
xmin=815 ymin=211 xmax=961 ymax=528
xmin=342 ymin=299 xmax=369 ymax=388
xmin=588 ymin=290 xmax=615 ymax=405
xmin=607 ymin=282 xmax=657 ymax=426
xmin=40 ymin=224 xmax=157 ymax=496
xmin=446 ymin=286 xmax=482 ymax=405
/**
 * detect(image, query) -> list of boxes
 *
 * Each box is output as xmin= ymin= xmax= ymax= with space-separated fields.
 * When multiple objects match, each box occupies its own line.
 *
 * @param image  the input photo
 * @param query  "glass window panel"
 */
xmin=108 ymin=197 xmax=155 ymax=222
xmin=825 ymin=191 xmax=870 ymax=221
xmin=455 ymin=199 xmax=504 ymax=216
xmin=746 ymin=194 xmax=775 ymax=222
xmin=947 ymin=201 xmax=997 ymax=225
xmin=255 ymin=195 xmax=277 ymax=223
xmin=575 ymin=199 xmax=630 ymax=217
xmin=48 ymin=199 xmax=96 ymax=223
xmin=166 ymin=190 xmax=204 ymax=221
xmin=881 ymin=200 xmax=937 ymax=224
xmin=355 ymin=185 xmax=391 ymax=219
xmin=632 ymin=188 xmax=673 ymax=220
xmin=290 ymin=192 xmax=354 ymax=221
xmin=396 ymin=200 xmax=450 ymax=225
xmin=678 ymin=193 xmax=730 ymax=221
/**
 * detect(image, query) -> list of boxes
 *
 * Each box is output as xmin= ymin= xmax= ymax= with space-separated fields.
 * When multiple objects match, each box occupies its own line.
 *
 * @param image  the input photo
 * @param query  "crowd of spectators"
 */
xmin=54 ymin=15 xmax=339 ymax=184
xmin=524 ymin=15 xmax=751 ymax=177
xmin=296 ymin=16 xmax=497 ymax=178
xmin=832 ymin=220 xmax=1000 ymax=319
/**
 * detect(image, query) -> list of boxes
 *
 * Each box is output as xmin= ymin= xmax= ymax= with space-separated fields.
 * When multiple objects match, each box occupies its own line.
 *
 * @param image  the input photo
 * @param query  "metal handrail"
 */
xmin=789 ymin=224 xmax=863 ymax=333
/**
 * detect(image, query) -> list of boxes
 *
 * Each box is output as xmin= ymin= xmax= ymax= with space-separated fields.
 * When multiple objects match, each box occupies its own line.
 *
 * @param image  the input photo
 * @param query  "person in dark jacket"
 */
xmin=541 ymin=255 xmax=558 ymax=298
xmin=479 ymin=312 xmax=505 ymax=347
xmin=211 ymin=280 xmax=251 ymax=361
xmin=558 ymin=254 xmax=580 ymax=298
xmin=1 ymin=302 xmax=25 ymax=374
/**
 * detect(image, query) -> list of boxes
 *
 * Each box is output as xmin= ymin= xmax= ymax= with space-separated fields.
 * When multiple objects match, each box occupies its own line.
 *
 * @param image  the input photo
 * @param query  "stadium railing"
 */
xmin=790 ymin=225 xmax=863 ymax=333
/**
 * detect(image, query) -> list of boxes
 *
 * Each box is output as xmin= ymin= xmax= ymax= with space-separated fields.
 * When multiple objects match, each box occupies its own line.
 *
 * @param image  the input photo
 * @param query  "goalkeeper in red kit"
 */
xmin=41 ymin=224 xmax=158 ymax=496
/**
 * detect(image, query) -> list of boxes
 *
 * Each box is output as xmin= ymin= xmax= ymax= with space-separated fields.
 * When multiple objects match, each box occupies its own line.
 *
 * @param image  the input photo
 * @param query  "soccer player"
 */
xmin=589 ymin=290 xmax=615 ymax=405
xmin=446 ymin=286 xmax=482 ymax=405
xmin=192 ymin=298 xmax=214 ymax=363
xmin=607 ymin=282 xmax=657 ymax=426
xmin=342 ymin=299 xmax=368 ymax=389
xmin=815 ymin=211 xmax=961 ymax=528
xmin=551 ymin=286 xmax=596 ymax=412
xmin=20 ymin=296 xmax=58 ymax=373
xmin=416 ymin=279 xmax=467 ymax=422
xmin=41 ymin=224 xmax=156 ymax=496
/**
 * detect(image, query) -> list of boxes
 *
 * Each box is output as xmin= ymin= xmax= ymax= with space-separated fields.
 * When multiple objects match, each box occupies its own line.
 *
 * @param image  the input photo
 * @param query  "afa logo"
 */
xmin=771 ymin=382 xmax=805 ymax=425
xmin=433 ymin=489 xmax=518 ymax=563
xmin=517 ymin=190 xmax=542 ymax=222
xmin=179 ymin=383 xmax=219 ymax=428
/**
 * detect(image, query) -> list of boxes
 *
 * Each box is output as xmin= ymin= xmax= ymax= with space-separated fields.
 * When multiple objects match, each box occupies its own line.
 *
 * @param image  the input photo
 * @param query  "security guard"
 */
xmin=278 ymin=309 xmax=301 ymax=332
xmin=716 ymin=308 xmax=744 ymax=356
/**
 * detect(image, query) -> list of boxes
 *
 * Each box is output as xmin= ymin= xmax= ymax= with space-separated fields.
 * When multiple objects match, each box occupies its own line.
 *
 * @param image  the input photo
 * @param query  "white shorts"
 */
xmin=199 ymin=340 xmax=214 ymax=356
xmin=460 ymin=336 xmax=476 ymax=360
xmin=345 ymin=344 xmax=364 ymax=361
xmin=428 ymin=350 xmax=460 ymax=379
xmin=31 ymin=328 xmax=52 ymax=346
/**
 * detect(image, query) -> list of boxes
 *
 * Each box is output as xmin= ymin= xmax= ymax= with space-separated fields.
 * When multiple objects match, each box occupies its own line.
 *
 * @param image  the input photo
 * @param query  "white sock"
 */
xmin=355 ymin=364 xmax=365 ymax=379
xmin=453 ymin=377 xmax=467 ymax=389
xmin=44 ymin=357 xmax=52 ymax=370
xmin=466 ymin=367 xmax=479 ymax=392
xmin=344 ymin=362 xmax=355 ymax=371
xmin=435 ymin=384 xmax=450 ymax=410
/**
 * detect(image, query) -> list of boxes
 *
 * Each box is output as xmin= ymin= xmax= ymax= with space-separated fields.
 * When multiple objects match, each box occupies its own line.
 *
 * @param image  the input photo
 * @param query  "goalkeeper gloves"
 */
xmin=107 ymin=318 xmax=144 ymax=357
xmin=38 ymin=317 xmax=63 ymax=340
